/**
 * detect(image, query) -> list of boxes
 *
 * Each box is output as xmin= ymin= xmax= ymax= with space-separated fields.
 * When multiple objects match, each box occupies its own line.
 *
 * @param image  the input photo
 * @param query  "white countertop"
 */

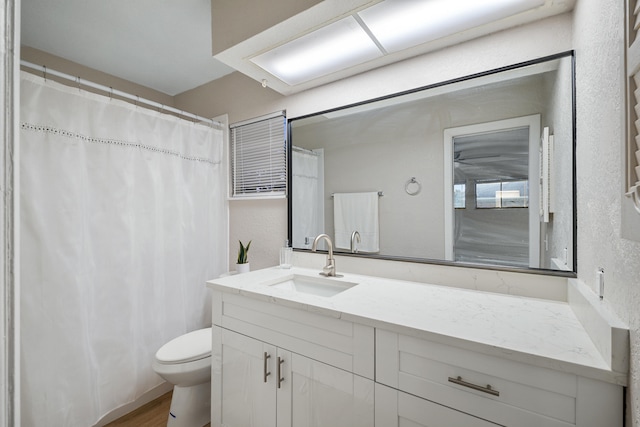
xmin=207 ymin=266 xmax=626 ymax=385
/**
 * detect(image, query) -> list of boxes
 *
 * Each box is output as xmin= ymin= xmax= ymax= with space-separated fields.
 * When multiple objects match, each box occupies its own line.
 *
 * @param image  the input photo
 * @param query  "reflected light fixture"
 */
xmin=250 ymin=0 xmax=546 ymax=87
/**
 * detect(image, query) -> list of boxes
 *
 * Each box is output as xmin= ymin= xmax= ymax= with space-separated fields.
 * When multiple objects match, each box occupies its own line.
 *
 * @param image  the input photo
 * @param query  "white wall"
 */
xmin=572 ymin=0 xmax=640 ymax=424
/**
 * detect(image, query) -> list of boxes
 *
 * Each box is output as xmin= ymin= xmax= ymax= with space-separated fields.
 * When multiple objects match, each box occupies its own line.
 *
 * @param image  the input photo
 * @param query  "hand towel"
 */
xmin=333 ymin=192 xmax=379 ymax=252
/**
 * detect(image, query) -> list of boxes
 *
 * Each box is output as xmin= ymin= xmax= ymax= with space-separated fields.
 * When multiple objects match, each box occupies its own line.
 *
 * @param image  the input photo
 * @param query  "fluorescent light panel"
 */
xmin=251 ymin=0 xmax=546 ymax=86
xmin=358 ymin=0 xmax=545 ymax=53
xmin=251 ymin=16 xmax=383 ymax=86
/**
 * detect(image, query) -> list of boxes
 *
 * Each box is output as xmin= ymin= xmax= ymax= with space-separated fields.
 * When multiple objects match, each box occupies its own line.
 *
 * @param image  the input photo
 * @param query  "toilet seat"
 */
xmin=155 ymin=327 xmax=212 ymax=364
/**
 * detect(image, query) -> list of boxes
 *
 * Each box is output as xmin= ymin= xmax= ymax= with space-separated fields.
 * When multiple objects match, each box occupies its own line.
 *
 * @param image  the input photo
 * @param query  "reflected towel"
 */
xmin=333 ymin=192 xmax=379 ymax=252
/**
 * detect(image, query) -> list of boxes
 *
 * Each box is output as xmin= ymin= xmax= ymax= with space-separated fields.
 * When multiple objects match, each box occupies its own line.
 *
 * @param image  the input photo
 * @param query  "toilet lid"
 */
xmin=155 ymin=327 xmax=212 ymax=364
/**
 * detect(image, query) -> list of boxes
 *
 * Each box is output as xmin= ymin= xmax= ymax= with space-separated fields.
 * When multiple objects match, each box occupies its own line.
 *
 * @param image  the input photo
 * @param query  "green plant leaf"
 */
xmin=237 ymin=240 xmax=251 ymax=264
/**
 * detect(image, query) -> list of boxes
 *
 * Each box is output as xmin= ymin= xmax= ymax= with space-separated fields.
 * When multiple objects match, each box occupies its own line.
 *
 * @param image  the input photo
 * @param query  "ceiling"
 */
xmin=21 ymin=0 xmax=235 ymax=96
xmin=215 ymin=0 xmax=576 ymax=95
xmin=21 ymin=0 xmax=576 ymax=97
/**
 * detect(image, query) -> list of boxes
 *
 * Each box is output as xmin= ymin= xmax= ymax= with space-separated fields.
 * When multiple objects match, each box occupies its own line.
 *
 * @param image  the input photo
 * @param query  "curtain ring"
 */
xmin=405 ymin=177 xmax=422 ymax=196
xmin=76 ymin=76 xmax=81 ymax=91
xmin=109 ymin=87 xmax=113 ymax=100
xmin=42 ymin=65 xmax=47 ymax=81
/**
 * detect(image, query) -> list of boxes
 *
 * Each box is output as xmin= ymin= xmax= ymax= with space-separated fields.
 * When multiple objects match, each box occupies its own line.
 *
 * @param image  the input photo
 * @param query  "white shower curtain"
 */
xmin=292 ymin=148 xmax=324 ymax=248
xmin=19 ymin=72 xmax=227 ymax=426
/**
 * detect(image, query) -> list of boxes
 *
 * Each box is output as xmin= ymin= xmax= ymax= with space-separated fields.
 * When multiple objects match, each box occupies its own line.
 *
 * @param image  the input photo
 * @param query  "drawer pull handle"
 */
xmin=277 ymin=357 xmax=285 ymax=389
xmin=263 ymin=352 xmax=271 ymax=383
xmin=448 ymin=376 xmax=500 ymax=396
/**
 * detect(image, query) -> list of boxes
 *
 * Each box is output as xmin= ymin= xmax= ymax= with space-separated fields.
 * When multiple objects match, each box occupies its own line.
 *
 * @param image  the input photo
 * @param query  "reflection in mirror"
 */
xmin=289 ymin=52 xmax=575 ymax=274
xmin=445 ymin=116 xmax=539 ymax=268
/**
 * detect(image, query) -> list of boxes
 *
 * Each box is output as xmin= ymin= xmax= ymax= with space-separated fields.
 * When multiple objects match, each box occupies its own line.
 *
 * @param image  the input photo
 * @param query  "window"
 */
xmin=453 ymin=183 xmax=466 ymax=208
xmin=476 ymin=179 xmax=528 ymax=208
xmin=230 ymin=111 xmax=287 ymax=198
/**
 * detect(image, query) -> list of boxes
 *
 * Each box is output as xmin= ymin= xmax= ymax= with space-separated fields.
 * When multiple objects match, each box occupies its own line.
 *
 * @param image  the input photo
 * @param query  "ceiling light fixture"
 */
xmin=358 ymin=0 xmax=545 ymax=53
xmin=251 ymin=16 xmax=383 ymax=86
xmin=250 ymin=0 xmax=547 ymax=87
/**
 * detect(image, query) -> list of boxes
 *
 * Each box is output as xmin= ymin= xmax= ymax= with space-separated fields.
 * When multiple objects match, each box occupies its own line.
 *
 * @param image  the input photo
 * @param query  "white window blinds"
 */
xmin=626 ymin=1 xmax=640 ymax=212
xmin=230 ymin=111 xmax=287 ymax=198
xmin=623 ymin=1 xmax=640 ymax=240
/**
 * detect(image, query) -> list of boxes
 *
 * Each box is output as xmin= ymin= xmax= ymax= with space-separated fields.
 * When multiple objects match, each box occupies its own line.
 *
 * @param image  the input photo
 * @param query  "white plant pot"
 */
xmin=236 ymin=263 xmax=250 ymax=274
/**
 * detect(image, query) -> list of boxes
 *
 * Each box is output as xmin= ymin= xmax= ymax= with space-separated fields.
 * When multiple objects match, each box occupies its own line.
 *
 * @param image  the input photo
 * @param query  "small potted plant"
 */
xmin=236 ymin=240 xmax=251 ymax=274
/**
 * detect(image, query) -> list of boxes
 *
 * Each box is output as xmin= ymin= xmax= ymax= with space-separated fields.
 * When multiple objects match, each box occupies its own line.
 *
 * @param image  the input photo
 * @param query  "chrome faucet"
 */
xmin=350 ymin=231 xmax=361 ymax=253
xmin=311 ymin=234 xmax=341 ymax=277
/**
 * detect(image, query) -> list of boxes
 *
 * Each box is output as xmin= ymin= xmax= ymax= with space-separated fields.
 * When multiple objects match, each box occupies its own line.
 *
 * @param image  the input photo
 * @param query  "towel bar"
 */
xmin=331 ymin=191 xmax=383 ymax=197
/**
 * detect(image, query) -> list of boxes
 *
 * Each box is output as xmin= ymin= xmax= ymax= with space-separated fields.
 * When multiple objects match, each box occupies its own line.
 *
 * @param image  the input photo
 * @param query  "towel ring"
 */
xmin=405 ymin=177 xmax=421 ymax=196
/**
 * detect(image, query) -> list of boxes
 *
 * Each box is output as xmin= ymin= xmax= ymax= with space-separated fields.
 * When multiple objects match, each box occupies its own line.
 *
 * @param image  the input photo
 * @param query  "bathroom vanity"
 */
xmin=207 ymin=265 xmax=627 ymax=427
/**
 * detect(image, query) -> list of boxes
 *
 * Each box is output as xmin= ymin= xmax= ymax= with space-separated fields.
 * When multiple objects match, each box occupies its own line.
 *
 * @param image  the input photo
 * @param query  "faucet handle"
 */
xmin=322 ymin=263 xmax=335 ymax=277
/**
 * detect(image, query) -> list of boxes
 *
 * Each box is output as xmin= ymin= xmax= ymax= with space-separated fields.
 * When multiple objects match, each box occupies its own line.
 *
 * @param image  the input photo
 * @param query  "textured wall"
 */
xmin=572 ymin=0 xmax=640 ymax=424
xmin=228 ymin=198 xmax=288 ymax=271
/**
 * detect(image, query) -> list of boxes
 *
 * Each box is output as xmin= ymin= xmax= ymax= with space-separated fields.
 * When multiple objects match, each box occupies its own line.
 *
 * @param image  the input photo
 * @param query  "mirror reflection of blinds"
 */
xmin=230 ymin=111 xmax=287 ymax=198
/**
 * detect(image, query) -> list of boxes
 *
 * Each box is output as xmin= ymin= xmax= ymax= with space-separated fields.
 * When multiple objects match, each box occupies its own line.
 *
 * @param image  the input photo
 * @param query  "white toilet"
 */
xmin=152 ymin=327 xmax=212 ymax=427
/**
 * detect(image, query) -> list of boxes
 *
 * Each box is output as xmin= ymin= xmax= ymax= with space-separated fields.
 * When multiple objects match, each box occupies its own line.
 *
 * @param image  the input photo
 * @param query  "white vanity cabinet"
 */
xmin=376 ymin=329 xmax=623 ymax=427
xmin=208 ymin=268 xmax=626 ymax=427
xmin=212 ymin=327 xmax=282 ymax=427
xmin=210 ymin=290 xmax=375 ymax=427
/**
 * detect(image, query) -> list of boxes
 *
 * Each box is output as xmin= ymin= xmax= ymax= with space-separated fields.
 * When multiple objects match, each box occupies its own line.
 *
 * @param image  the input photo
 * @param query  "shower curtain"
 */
xmin=19 ymin=72 xmax=227 ymax=426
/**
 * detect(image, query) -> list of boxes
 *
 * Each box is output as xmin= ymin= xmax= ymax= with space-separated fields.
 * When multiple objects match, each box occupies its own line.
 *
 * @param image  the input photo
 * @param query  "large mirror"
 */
xmin=288 ymin=52 xmax=575 ymax=274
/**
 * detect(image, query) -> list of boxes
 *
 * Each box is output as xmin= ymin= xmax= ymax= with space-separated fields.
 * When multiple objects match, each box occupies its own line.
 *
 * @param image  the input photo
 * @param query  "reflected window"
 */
xmin=454 ymin=183 xmax=466 ymax=208
xmin=476 ymin=179 xmax=528 ymax=208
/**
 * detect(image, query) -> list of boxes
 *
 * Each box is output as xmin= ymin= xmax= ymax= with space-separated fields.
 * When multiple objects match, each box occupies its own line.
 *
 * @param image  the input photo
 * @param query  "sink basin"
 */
xmin=267 ymin=274 xmax=358 ymax=297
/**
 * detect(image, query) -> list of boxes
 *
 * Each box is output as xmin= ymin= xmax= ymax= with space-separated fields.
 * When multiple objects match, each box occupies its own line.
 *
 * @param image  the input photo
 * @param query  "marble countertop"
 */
xmin=207 ymin=266 xmax=625 ymax=385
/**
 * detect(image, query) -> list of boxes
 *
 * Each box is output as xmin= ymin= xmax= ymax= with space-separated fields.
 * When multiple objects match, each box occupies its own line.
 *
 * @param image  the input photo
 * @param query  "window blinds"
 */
xmin=230 ymin=111 xmax=287 ymax=198
xmin=626 ymin=1 xmax=640 ymax=208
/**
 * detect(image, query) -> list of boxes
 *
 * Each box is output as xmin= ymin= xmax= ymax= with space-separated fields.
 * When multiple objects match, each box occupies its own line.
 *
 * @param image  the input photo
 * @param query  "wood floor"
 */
xmin=105 ymin=391 xmax=211 ymax=427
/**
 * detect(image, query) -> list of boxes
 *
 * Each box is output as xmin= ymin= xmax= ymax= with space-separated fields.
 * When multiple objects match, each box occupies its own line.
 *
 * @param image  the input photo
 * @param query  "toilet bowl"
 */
xmin=152 ymin=327 xmax=212 ymax=427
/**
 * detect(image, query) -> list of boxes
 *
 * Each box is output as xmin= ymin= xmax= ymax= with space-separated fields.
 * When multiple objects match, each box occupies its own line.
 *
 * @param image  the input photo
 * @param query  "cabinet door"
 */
xmin=213 ymin=328 xmax=277 ymax=427
xmin=282 ymin=353 xmax=374 ymax=427
xmin=375 ymin=383 xmax=500 ymax=427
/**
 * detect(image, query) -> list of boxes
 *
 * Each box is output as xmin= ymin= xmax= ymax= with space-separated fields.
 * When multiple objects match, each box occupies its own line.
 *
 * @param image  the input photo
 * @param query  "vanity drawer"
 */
xmin=211 ymin=290 xmax=374 ymax=379
xmin=376 ymin=329 xmax=577 ymax=427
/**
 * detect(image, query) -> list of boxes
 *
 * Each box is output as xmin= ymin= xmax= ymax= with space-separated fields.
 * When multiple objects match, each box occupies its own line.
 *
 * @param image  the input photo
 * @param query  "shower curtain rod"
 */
xmin=20 ymin=60 xmax=222 ymax=127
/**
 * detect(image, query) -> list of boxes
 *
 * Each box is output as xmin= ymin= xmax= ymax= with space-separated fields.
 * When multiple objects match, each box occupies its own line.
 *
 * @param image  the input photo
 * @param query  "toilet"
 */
xmin=152 ymin=327 xmax=212 ymax=427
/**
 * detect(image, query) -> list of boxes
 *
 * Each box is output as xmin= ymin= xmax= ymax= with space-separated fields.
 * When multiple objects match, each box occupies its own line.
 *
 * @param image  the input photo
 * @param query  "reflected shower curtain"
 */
xmin=19 ymin=72 xmax=227 ymax=426
xmin=292 ymin=148 xmax=324 ymax=248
